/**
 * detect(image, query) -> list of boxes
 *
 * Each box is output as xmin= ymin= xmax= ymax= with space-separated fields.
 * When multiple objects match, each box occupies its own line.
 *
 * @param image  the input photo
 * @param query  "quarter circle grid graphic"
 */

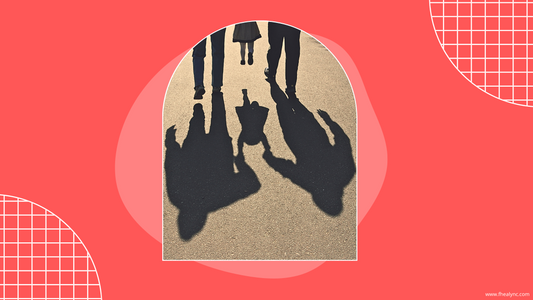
xmin=0 ymin=194 xmax=102 ymax=300
xmin=430 ymin=0 xmax=533 ymax=107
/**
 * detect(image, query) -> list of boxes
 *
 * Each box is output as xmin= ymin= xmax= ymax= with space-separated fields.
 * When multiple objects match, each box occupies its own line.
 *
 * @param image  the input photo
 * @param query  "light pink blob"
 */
xmin=115 ymin=35 xmax=387 ymax=278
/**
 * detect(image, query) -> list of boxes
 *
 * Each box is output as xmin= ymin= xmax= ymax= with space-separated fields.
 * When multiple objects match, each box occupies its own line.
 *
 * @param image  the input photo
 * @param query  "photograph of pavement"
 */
xmin=163 ymin=21 xmax=357 ymax=260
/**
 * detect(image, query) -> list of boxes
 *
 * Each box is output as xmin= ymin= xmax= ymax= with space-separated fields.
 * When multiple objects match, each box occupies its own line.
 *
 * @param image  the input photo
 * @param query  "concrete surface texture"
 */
xmin=163 ymin=21 xmax=357 ymax=260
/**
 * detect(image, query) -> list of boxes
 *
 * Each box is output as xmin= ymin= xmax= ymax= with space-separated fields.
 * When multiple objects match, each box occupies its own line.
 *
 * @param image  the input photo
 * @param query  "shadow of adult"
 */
xmin=263 ymin=82 xmax=356 ymax=216
xmin=164 ymin=92 xmax=261 ymax=241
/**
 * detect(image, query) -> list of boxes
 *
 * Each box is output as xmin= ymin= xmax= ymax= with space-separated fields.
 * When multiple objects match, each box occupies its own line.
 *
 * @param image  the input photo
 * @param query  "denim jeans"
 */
xmin=266 ymin=23 xmax=300 ymax=88
xmin=192 ymin=28 xmax=226 ymax=89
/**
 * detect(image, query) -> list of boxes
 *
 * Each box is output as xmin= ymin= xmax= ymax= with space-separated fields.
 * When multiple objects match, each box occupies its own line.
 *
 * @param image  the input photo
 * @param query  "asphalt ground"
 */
xmin=163 ymin=21 xmax=357 ymax=260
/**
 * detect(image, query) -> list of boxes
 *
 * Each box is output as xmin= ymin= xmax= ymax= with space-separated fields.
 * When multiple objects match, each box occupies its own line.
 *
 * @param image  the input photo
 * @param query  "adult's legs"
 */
xmin=192 ymin=38 xmax=207 ymax=89
xmin=284 ymin=27 xmax=301 ymax=90
xmin=266 ymin=22 xmax=284 ymax=78
xmin=210 ymin=28 xmax=225 ymax=89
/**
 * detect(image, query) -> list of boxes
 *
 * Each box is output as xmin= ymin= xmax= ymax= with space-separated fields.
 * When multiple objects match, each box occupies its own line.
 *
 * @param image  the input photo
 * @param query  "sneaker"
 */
xmin=240 ymin=59 xmax=245 ymax=65
xmin=248 ymin=53 xmax=254 ymax=65
xmin=194 ymin=86 xmax=205 ymax=99
xmin=264 ymin=68 xmax=275 ymax=81
xmin=285 ymin=85 xmax=296 ymax=94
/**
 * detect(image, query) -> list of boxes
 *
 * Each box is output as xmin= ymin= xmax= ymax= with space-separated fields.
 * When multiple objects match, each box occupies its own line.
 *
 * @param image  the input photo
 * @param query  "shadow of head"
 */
xmin=178 ymin=210 xmax=208 ymax=241
xmin=193 ymin=103 xmax=204 ymax=116
xmin=312 ymin=188 xmax=344 ymax=216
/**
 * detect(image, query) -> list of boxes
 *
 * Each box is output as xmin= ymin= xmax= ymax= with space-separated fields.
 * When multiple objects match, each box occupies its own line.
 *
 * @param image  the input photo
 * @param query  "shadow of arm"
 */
xmin=263 ymin=149 xmax=297 ymax=180
xmin=318 ymin=110 xmax=351 ymax=148
xmin=317 ymin=110 xmax=356 ymax=176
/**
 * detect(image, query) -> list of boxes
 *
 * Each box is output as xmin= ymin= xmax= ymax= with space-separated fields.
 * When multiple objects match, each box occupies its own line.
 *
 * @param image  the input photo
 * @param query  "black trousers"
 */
xmin=266 ymin=23 xmax=301 ymax=88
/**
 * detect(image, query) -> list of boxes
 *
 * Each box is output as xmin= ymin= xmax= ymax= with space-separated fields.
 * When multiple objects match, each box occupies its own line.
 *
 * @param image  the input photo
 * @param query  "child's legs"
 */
xmin=240 ymin=42 xmax=246 ymax=60
xmin=247 ymin=41 xmax=254 ymax=54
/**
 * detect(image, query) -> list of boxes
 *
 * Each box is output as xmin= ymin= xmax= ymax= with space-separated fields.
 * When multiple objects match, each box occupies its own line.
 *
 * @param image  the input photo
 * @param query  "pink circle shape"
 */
xmin=115 ymin=34 xmax=387 ymax=278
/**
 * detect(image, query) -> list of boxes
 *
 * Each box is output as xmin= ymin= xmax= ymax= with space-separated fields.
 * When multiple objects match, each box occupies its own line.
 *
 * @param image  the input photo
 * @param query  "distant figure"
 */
xmin=233 ymin=22 xmax=262 ymax=65
xmin=264 ymin=22 xmax=301 ymax=96
xmin=235 ymin=89 xmax=269 ymax=155
xmin=192 ymin=28 xmax=226 ymax=99
xmin=164 ymin=92 xmax=260 ymax=240
xmin=262 ymin=81 xmax=356 ymax=216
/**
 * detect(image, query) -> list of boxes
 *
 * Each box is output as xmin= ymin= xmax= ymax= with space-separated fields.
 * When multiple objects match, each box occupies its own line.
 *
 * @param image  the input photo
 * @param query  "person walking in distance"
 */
xmin=192 ymin=28 xmax=226 ymax=99
xmin=232 ymin=22 xmax=262 ymax=65
xmin=264 ymin=22 xmax=301 ymax=96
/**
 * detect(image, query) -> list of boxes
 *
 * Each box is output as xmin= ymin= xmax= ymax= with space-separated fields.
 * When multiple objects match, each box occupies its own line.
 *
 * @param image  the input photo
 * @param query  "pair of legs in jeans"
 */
xmin=192 ymin=28 xmax=225 ymax=99
xmin=266 ymin=22 xmax=301 ymax=94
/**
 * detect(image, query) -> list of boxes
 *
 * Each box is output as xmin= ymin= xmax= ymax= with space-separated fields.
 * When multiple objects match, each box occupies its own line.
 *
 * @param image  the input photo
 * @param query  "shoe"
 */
xmin=240 ymin=59 xmax=245 ymax=65
xmin=264 ymin=68 xmax=275 ymax=81
xmin=285 ymin=85 xmax=296 ymax=94
xmin=194 ymin=86 xmax=205 ymax=99
xmin=248 ymin=53 xmax=254 ymax=65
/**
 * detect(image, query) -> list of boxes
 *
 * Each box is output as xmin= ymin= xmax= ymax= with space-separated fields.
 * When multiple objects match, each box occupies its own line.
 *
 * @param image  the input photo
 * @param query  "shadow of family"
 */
xmin=165 ymin=82 xmax=356 ymax=241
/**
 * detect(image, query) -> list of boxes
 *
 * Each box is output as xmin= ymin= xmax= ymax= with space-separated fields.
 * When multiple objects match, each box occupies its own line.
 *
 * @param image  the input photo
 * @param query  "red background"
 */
xmin=1 ymin=1 xmax=532 ymax=299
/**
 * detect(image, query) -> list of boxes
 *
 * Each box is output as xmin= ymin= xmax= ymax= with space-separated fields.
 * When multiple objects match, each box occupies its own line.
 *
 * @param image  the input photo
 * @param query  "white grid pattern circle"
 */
xmin=430 ymin=0 xmax=533 ymax=106
xmin=1 ymin=195 xmax=102 ymax=300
